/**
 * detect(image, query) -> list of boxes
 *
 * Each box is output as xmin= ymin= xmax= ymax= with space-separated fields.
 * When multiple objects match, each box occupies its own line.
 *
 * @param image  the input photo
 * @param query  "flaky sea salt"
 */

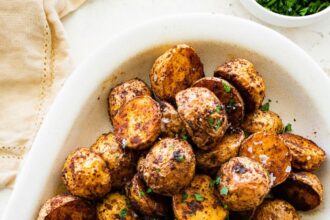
xmin=259 ymin=154 xmax=269 ymax=165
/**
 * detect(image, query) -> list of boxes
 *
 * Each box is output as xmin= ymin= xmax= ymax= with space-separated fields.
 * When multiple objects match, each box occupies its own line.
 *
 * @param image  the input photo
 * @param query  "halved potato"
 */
xmin=172 ymin=175 xmax=228 ymax=220
xmin=113 ymin=95 xmax=162 ymax=150
xmin=108 ymin=78 xmax=152 ymax=121
xmin=196 ymin=129 xmax=245 ymax=175
xmin=279 ymin=133 xmax=326 ymax=171
xmin=253 ymin=199 xmax=300 ymax=220
xmin=273 ymin=172 xmax=323 ymax=211
xmin=159 ymin=101 xmax=185 ymax=138
xmin=97 ymin=192 xmax=137 ymax=220
xmin=62 ymin=148 xmax=112 ymax=199
xmin=240 ymin=132 xmax=292 ymax=186
xmin=150 ymin=44 xmax=204 ymax=102
xmin=242 ymin=110 xmax=283 ymax=133
xmin=193 ymin=77 xmax=244 ymax=128
xmin=176 ymin=87 xmax=228 ymax=150
xmin=37 ymin=194 xmax=96 ymax=220
xmin=91 ymin=132 xmax=135 ymax=188
xmin=214 ymin=58 xmax=265 ymax=113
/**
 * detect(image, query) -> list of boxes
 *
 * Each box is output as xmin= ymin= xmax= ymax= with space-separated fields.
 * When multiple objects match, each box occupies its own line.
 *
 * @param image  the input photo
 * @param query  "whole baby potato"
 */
xmin=241 ymin=110 xmax=283 ymax=133
xmin=159 ymin=101 xmax=185 ymax=138
xmin=253 ymin=199 xmax=300 ymax=220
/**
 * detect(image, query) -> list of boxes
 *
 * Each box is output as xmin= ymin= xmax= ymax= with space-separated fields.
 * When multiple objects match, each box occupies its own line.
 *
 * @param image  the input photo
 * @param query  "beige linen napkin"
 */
xmin=0 ymin=0 xmax=85 ymax=188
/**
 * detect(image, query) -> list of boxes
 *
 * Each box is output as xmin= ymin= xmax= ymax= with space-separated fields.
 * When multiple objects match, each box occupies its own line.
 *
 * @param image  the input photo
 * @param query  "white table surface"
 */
xmin=1 ymin=0 xmax=330 ymax=217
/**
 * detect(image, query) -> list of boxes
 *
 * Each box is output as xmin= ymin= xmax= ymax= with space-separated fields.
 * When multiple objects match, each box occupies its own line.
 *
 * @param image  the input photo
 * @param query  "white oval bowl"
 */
xmin=240 ymin=0 xmax=330 ymax=27
xmin=3 ymin=14 xmax=330 ymax=220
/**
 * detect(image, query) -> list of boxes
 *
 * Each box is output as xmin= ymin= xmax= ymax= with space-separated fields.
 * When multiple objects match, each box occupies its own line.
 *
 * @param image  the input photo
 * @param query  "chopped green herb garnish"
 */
xmin=222 ymin=82 xmax=231 ymax=93
xmin=214 ymin=119 xmax=222 ymax=130
xmin=208 ymin=117 xmax=214 ymax=127
xmin=244 ymin=131 xmax=251 ymax=139
xmin=182 ymin=191 xmax=188 ymax=202
xmin=194 ymin=193 xmax=204 ymax=202
xmin=139 ymin=190 xmax=145 ymax=197
xmin=283 ymin=123 xmax=293 ymax=133
xmin=220 ymin=186 xmax=229 ymax=196
xmin=215 ymin=105 xmax=222 ymax=113
xmin=260 ymin=101 xmax=270 ymax=112
xmin=209 ymin=176 xmax=221 ymax=189
xmin=181 ymin=134 xmax=188 ymax=140
xmin=173 ymin=150 xmax=185 ymax=162
xmin=119 ymin=208 xmax=128 ymax=218
xmin=146 ymin=188 xmax=153 ymax=194
xmin=223 ymin=204 xmax=228 ymax=209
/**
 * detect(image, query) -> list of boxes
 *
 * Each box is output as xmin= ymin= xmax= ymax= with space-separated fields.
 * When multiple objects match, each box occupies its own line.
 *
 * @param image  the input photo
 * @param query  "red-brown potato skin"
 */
xmin=253 ymin=199 xmax=300 ymax=220
xmin=176 ymin=87 xmax=228 ymax=150
xmin=150 ymin=44 xmax=204 ymax=102
xmin=159 ymin=101 xmax=185 ymax=138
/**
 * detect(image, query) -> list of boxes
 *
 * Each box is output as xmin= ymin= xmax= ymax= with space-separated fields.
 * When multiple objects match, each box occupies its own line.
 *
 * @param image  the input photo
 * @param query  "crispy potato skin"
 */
xmin=273 ymin=172 xmax=323 ymax=211
xmin=91 ymin=133 xmax=135 ymax=188
xmin=196 ymin=129 xmax=245 ymax=175
xmin=62 ymin=148 xmax=112 ymax=199
xmin=108 ymin=78 xmax=152 ymax=122
xmin=240 ymin=132 xmax=292 ymax=186
xmin=150 ymin=44 xmax=204 ymax=102
xmin=142 ymin=138 xmax=196 ymax=196
xmin=214 ymin=58 xmax=265 ymax=113
xmin=193 ymin=77 xmax=244 ymax=128
xmin=253 ymin=199 xmax=300 ymax=220
xmin=37 ymin=194 xmax=96 ymax=220
xmin=97 ymin=192 xmax=137 ymax=220
xmin=242 ymin=110 xmax=283 ymax=134
xmin=176 ymin=87 xmax=228 ymax=150
xmin=172 ymin=175 xmax=228 ymax=220
xmin=126 ymin=174 xmax=169 ymax=216
xmin=216 ymin=157 xmax=270 ymax=211
xmin=113 ymin=96 xmax=162 ymax=150
xmin=279 ymin=133 xmax=326 ymax=171
xmin=159 ymin=101 xmax=185 ymax=138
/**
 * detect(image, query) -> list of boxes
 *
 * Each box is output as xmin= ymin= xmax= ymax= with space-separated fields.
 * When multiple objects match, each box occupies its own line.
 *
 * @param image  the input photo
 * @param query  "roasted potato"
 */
xmin=97 ymin=192 xmax=137 ymax=220
xmin=37 ymin=194 xmax=96 ymax=220
xmin=176 ymin=87 xmax=228 ymax=150
xmin=126 ymin=174 xmax=169 ymax=217
xmin=216 ymin=157 xmax=271 ymax=212
xmin=214 ymin=58 xmax=265 ymax=113
xmin=91 ymin=132 xmax=135 ymax=188
xmin=253 ymin=199 xmax=300 ymax=220
xmin=150 ymin=44 xmax=204 ymax=102
xmin=142 ymin=138 xmax=196 ymax=196
xmin=62 ymin=148 xmax=112 ymax=199
xmin=196 ymin=129 xmax=245 ymax=175
xmin=279 ymin=133 xmax=326 ymax=171
xmin=242 ymin=110 xmax=283 ymax=133
xmin=108 ymin=78 xmax=152 ymax=122
xmin=113 ymin=95 xmax=162 ymax=150
xmin=172 ymin=175 xmax=228 ymax=220
xmin=240 ymin=132 xmax=292 ymax=186
xmin=273 ymin=172 xmax=323 ymax=211
xmin=193 ymin=77 xmax=244 ymax=128
xmin=159 ymin=101 xmax=185 ymax=138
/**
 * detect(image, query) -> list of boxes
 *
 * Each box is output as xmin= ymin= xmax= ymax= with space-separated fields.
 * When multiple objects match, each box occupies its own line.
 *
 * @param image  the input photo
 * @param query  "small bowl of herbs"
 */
xmin=240 ymin=0 xmax=330 ymax=27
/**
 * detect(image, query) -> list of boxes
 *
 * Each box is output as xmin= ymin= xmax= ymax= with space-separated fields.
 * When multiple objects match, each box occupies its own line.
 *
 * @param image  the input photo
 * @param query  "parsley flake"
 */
xmin=215 ymin=105 xmax=222 ymax=113
xmin=173 ymin=150 xmax=185 ymax=162
xmin=214 ymin=119 xmax=222 ymax=130
xmin=181 ymin=134 xmax=188 ymax=140
xmin=194 ymin=193 xmax=204 ymax=202
xmin=182 ymin=191 xmax=188 ymax=202
xmin=146 ymin=188 xmax=153 ymax=194
xmin=261 ymin=101 xmax=270 ymax=112
xmin=208 ymin=117 xmax=214 ymax=127
xmin=222 ymin=82 xmax=231 ymax=93
xmin=209 ymin=176 xmax=221 ymax=189
xmin=283 ymin=123 xmax=293 ymax=133
xmin=119 ymin=208 xmax=128 ymax=218
xmin=220 ymin=186 xmax=229 ymax=195
xmin=139 ymin=190 xmax=145 ymax=197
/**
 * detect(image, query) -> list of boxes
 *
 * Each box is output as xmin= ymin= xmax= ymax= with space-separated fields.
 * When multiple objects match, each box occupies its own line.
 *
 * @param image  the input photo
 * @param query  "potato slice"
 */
xmin=253 ymin=199 xmax=300 ymax=220
xmin=108 ymin=78 xmax=151 ymax=121
xmin=279 ymin=133 xmax=326 ymax=171
xmin=214 ymin=58 xmax=265 ymax=113
xmin=240 ymin=132 xmax=292 ymax=186
xmin=273 ymin=172 xmax=323 ymax=211
xmin=113 ymin=95 xmax=162 ymax=150
xmin=242 ymin=110 xmax=283 ymax=133
xmin=176 ymin=87 xmax=228 ymax=150
xmin=150 ymin=44 xmax=204 ymax=102
xmin=159 ymin=101 xmax=185 ymax=138
xmin=193 ymin=77 xmax=244 ymax=128
xmin=37 ymin=194 xmax=96 ymax=220
xmin=172 ymin=175 xmax=228 ymax=220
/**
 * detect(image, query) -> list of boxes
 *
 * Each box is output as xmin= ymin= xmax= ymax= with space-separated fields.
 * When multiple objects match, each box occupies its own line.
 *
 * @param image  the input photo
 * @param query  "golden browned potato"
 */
xmin=91 ymin=132 xmax=135 ymax=189
xmin=62 ymin=148 xmax=111 ymax=199
xmin=97 ymin=192 xmax=137 ymax=220
xmin=216 ymin=157 xmax=270 ymax=212
xmin=113 ymin=96 xmax=162 ymax=150
xmin=196 ymin=129 xmax=245 ymax=175
xmin=172 ymin=175 xmax=228 ymax=220
xmin=193 ymin=77 xmax=244 ymax=128
xmin=242 ymin=110 xmax=284 ymax=133
xmin=279 ymin=133 xmax=326 ymax=171
xmin=126 ymin=174 xmax=169 ymax=217
xmin=273 ymin=172 xmax=323 ymax=211
xmin=142 ymin=138 xmax=196 ymax=196
xmin=37 ymin=194 xmax=96 ymax=220
xmin=150 ymin=44 xmax=204 ymax=102
xmin=253 ymin=199 xmax=300 ymax=220
xmin=214 ymin=58 xmax=265 ymax=113
xmin=176 ymin=87 xmax=228 ymax=150
xmin=240 ymin=132 xmax=292 ymax=186
xmin=159 ymin=101 xmax=185 ymax=137
xmin=108 ymin=78 xmax=152 ymax=121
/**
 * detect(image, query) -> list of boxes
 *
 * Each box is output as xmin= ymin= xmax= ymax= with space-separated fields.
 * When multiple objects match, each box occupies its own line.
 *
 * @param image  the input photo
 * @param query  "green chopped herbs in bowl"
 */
xmin=256 ymin=0 xmax=330 ymax=16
